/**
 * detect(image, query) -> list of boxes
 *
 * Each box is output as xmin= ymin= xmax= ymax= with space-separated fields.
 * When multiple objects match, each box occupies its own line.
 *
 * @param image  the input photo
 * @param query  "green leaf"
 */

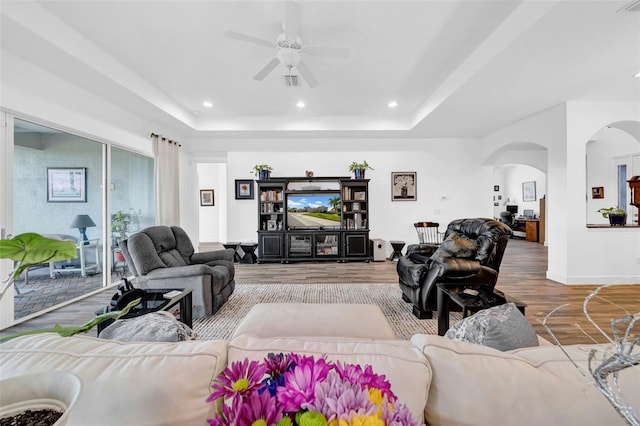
xmin=0 ymin=233 xmax=77 ymax=280
xmin=0 ymin=298 xmax=141 ymax=343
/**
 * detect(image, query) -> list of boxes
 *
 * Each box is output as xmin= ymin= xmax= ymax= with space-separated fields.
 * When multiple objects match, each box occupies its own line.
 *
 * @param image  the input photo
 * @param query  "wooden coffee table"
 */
xmin=436 ymin=283 xmax=526 ymax=336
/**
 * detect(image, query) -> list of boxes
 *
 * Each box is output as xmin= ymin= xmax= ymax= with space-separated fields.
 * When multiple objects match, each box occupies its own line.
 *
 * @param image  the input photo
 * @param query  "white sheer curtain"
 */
xmin=151 ymin=133 xmax=180 ymax=226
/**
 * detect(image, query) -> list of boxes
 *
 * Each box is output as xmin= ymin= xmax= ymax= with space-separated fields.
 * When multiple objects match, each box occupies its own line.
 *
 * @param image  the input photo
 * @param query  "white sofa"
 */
xmin=1 ymin=306 xmax=638 ymax=426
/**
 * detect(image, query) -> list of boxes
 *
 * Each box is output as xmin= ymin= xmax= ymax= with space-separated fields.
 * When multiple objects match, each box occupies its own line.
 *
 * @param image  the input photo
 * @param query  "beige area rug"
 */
xmin=193 ymin=283 xmax=461 ymax=340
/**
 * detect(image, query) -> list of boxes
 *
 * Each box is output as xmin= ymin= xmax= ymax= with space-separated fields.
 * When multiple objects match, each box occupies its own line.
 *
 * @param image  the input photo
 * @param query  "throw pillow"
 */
xmin=445 ymin=302 xmax=539 ymax=351
xmin=430 ymin=232 xmax=478 ymax=261
xmin=99 ymin=311 xmax=196 ymax=342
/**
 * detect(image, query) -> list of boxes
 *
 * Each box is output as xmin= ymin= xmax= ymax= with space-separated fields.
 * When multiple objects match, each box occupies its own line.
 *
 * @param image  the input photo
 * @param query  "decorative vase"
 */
xmin=258 ymin=170 xmax=270 ymax=180
xmin=354 ymin=169 xmax=365 ymax=179
xmin=0 ymin=371 xmax=82 ymax=425
xmin=608 ymin=213 xmax=627 ymax=226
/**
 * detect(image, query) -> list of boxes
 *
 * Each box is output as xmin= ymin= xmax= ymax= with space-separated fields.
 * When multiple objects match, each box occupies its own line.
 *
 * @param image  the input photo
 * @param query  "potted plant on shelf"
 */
xmin=348 ymin=160 xmax=374 ymax=179
xmin=252 ymin=164 xmax=273 ymax=180
xmin=597 ymin=206 xmax=627 ymax=226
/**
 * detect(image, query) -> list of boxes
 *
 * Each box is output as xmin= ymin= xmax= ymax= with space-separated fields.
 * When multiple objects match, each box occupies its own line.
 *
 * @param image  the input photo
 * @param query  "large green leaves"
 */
xmin=0 ymin=233 xmax=77 ymax=280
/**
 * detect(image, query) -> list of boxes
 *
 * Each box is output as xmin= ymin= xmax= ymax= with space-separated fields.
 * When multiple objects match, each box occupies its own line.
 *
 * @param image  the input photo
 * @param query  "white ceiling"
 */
xmin=1 ymin=0 xmax=639 ymax=141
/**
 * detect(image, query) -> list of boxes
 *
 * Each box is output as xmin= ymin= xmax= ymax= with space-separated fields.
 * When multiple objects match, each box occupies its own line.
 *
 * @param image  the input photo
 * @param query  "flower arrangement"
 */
xmin=207 ymin=353 xmax=423 ymax=426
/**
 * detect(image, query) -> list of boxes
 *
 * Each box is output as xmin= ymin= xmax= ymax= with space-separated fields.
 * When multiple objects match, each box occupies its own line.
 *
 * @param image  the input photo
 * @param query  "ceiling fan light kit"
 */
xmin=225 ymin=0 xmax=349 ymax=88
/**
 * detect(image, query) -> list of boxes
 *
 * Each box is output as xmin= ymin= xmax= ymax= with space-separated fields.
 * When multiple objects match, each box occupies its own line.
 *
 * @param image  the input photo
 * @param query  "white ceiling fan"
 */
xmin=225 ymin=0 xmax=350 ymax=88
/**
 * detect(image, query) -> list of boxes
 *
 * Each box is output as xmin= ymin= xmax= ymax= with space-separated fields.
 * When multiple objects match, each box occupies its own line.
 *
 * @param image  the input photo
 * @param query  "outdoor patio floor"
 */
xmin=13 ymin=266 xmax=123 ymax=319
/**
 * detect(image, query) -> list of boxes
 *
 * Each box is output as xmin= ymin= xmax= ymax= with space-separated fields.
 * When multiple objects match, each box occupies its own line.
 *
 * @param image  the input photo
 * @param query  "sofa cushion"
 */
xmin=228 ymin=334 xmax=431 ymax=422
xmin=411 ymin=334 xmax=640 ymax=426
xmin=0 ymin=334 xmax=228 ymax=426
xmin=445 ymin=302 xmax=539 ymax=351
xmin=231 ymin=303 xmax=396 ymax=339
xmin=126 ymin=232 xmax=166 ymax=275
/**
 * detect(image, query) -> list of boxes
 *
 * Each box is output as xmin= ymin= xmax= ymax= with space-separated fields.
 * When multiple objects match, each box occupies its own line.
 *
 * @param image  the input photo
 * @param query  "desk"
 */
xmin=512 ymin=218 xmax=539 ymax=242
xmin=50 ymin=239 xmax=101 ymax=277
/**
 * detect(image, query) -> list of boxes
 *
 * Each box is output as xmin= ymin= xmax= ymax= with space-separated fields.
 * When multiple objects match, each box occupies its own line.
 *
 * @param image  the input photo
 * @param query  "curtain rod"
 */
xmin=150 ymin=132 xmax=181 ymax=147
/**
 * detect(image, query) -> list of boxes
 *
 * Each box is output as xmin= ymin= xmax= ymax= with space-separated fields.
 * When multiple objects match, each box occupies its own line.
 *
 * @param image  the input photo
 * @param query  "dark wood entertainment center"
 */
xmin=256 ymin=176 xmax=371 ymax=263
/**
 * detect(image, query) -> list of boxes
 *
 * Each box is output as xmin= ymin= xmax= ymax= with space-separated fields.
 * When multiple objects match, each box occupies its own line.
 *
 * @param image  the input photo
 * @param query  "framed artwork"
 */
xmin=267 ymin=219 xmax=277 ymax=231
xmin=494 ymin=185 xmax=500 ymax=191
xmin=391 ymin=172 xmax=417 ymax=201
xmin=200 ymin=189 xmax=214 ymax=206
xmin=47 ymin=167 xmax=87 ymax=202
xmin=522 ymin=181 xmax=536 ymax=202
xmin=235 ymin=179 xmax=254 ymax=200
xmin=591 ymin=186 xmax=604 ymax=199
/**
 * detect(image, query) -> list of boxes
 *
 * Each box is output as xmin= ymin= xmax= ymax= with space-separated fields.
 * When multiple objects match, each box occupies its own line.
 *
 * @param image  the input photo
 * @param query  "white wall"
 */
xmin=565 ymin=101 xmax=640 ymax=284
xmin=1 ymin=49 xmax=181 ymax=157
xmin=586 ymin=127 xmax=639 ymax=224
xmin=178 ymin=141 xmax=495 ymax=256
xmin=484 ymin=101 xmax=640 ymax=284
xmin=197 ymin=163 xmax=226 ymax=243
xmin=493 ymin=165 xmax=546 ymax=219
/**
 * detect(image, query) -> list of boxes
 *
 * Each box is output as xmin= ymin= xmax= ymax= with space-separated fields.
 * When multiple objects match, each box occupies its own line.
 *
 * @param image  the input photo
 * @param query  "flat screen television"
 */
xmin=506 ymin=205 xmax=518 ymax=215
xmin=286 ymin=193 xmax=342 ymax=229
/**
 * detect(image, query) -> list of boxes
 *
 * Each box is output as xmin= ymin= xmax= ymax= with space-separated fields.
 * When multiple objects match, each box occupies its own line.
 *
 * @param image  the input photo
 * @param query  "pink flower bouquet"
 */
xmin=207 ymin=353 xmax=423 ymax=426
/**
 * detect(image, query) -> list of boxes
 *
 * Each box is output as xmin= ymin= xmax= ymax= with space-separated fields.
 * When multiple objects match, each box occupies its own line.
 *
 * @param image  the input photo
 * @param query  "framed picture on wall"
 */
xmin=591 ymin=186 xmax=604 ymax=199
xmin=391 ymin=172 xmax=417 ymax=201
xmin=47 ymin=167 xmax=87 ymax=202
xmin=235 ymin=179 xmax=254 ymax=200
xmin=522 ymin=181 xmax=536 ymax=202
xmin=200 ymin=189 xmax=214 ymax=206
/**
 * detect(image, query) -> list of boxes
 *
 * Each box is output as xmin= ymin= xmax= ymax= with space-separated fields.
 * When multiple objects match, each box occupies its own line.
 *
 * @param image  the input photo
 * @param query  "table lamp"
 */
xmin=70 ymin=214 xmax=96 ymax=243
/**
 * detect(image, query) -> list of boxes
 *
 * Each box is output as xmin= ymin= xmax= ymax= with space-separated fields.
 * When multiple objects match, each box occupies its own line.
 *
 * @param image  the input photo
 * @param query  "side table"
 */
xmin=223 ymin=242 xmax=242 ymax=262
xmin=388 ymin=240 xmax=405 ymax=261
xmin=436 ymin=283 xmax=527 ymax=336
xmin=239 ymin=242 xmax=259 ymax=264
xmin=97 ymin=288 xmax=193 ymax=335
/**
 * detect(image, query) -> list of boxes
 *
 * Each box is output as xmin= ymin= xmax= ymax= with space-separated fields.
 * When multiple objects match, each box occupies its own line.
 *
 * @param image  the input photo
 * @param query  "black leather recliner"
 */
xmin=397 ymin=218 xmax=512 ymax=319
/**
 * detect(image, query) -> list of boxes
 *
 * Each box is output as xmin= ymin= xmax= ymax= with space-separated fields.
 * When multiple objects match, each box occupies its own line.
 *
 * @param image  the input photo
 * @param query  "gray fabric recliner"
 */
xmin=119 ymin=225 xmax=235 ymax=319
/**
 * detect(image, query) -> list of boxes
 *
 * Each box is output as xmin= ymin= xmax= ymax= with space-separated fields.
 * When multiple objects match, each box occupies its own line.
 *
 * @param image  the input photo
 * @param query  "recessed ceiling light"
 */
xmin=388 ymin=101 xmax=398 ymax=108
xmin=202 ymin=101 xmax=213 ymax=108
xmin=296 ymin=101 xmax=306 ymax=108
xmin=635 ymin=72 xmax=640 ymax=78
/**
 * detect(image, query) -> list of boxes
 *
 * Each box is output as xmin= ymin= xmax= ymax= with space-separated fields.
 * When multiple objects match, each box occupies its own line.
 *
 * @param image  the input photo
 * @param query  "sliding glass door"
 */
xmin=12 ymin=118 xmax=106 ymax=319
xmin=0 ymin=116 xmax=156 ymax=327
xmin=109 ymin=146 xmax=155 ymax=275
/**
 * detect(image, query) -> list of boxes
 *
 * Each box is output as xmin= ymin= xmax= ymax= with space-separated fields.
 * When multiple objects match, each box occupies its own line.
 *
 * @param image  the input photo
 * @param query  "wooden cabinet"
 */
xmin=256 ymin=177 xmax=370 ymax=262
xmin=525 ymin=220 xmax=539 ymax=242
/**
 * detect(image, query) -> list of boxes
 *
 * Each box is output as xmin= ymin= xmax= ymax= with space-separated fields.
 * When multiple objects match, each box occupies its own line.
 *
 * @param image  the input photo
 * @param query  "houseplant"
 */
xmin=597 ymin=207 xmax=627 ymax=226
xmin=0 ymin=233 xmax=77 ymax=298
xmin=0 ymin=232 xmax=141 ymax=425
xmin=348 ymin=161 xmax=373 ymax=179
xmin=111 ymin=211 xmax=130 ymax=263
xmin=252 ymin=164 xmax=273 ymax=180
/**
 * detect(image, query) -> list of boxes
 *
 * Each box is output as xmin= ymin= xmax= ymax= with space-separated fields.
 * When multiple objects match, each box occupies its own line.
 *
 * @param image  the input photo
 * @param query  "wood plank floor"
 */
xmin=1 ymin=239 xmax=638 ymax=345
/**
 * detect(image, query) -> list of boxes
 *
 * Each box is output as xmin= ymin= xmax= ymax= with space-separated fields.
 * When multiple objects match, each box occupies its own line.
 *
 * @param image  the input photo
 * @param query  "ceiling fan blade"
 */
xmin=305 ymin=45 xmax=350 ymax=60
xmin=296 ymin=60 xmax=318 ymax=88
xmin=284 ymin=0 xmax=302 ymax=41
xmin=225 ymin=30 xmax=275 ymax=48
xmin=254 ymin=57 xmax=281 ymax=81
